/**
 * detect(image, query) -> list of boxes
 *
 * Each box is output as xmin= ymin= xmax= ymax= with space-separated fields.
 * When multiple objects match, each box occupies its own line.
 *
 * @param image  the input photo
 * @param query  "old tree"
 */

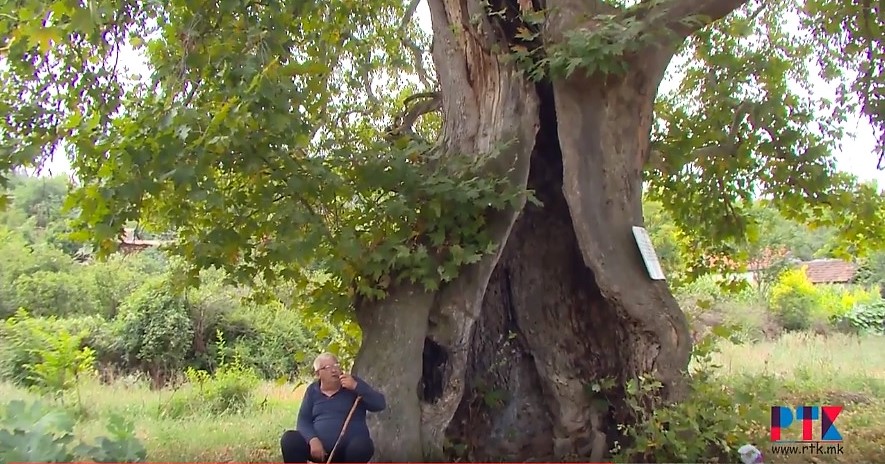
xmin=1 ymin=0 xmax=884 ymax=461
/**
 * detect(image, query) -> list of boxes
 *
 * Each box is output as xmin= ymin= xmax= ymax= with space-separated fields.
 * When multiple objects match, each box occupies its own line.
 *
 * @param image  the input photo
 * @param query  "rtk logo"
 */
xmin=770 ymin=405 xmax=843 ymax=442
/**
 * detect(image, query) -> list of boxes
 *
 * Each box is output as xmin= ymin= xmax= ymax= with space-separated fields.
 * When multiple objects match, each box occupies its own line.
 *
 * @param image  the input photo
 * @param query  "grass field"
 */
xmin=713 ymin=332 xmax=885 ymax=463
xmin=2 ymin=333 xmax=883 ymax=462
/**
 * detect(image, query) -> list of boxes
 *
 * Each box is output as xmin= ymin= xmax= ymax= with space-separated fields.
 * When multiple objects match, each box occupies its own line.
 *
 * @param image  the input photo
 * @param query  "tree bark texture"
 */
xmin=352 ymin=0 xmax=748 ymax=461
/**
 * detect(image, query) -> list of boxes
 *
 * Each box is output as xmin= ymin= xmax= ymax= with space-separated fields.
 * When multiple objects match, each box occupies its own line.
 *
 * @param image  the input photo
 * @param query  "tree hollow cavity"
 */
xmin=419 ymin=337 xmax=448 ymax=403
xmin=444 ymin=83 xmax=633 ymax=461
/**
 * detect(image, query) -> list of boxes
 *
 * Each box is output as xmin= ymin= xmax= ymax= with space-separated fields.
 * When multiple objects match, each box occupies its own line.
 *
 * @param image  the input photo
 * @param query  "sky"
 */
xmin=40 ymin=0 xmax=885 ymax=187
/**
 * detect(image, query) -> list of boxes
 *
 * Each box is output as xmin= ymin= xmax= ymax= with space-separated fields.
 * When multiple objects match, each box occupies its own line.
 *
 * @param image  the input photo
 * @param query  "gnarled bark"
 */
xmin=352 ymin=0 xmax=540 ymax=459
xmin=352 ymin=0 xmax=750 ymax=461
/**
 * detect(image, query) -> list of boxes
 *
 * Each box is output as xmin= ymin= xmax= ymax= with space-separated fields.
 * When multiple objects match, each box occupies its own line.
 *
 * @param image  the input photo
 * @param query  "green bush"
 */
xmin=817 ymin=285 xmax=880 ymax=323
xmin=610 ymin=328 xmax=769 ymax=463
xmin=197 ymin=332 xmax=260 ymax=414
xmin=0 ymin=310 xmax=52 ymax=386
xmin=117 ymin=277 xmax=194 ymax=382
xmin=0 ymin=227 xmax=163 ymax=321
xmin=10 ymin=269 xmax=102 ymax=317
xmin=188 ymin=361 xmax=260 ymax=415
xmin=24 ymin=326 xmax=96 ymax=401
xmin=228 ymin=302 xmax=318 ymax=380
xmin=162 ymin=335 xmax=260 ymax=418
xmin=0 ymin=398 xmax=146 ymax=462
xmin=80 ymin=256 xmax=147 ymax=319
xmin=769 ymin=268 xmax=819 ymax=331
xmin=837 ymin=299 xmax=885 ymax=335
xmin=0 ymin=238 xmax=77 ymax=318
xmin=768 ymin=267 xmax=880 ymax=332
xmin=180 ymin=268 xmax=251 ymax=371
xmin=0 ymin=310 xmax=98 ymax=397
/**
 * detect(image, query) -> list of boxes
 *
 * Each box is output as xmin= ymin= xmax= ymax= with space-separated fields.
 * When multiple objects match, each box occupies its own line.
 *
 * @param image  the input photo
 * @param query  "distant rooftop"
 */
xmin=800 ymin=259 xmax=857 ymax=284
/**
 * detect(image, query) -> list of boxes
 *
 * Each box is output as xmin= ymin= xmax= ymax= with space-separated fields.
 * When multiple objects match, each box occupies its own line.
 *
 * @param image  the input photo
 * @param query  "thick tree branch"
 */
xmin=644 ymin=0 xmax=753 ymax=37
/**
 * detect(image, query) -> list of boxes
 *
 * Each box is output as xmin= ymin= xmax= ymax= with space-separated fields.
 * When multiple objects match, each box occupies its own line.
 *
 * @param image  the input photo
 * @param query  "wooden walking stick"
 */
xmin=325 ymin=396 xmax=362 ymax=464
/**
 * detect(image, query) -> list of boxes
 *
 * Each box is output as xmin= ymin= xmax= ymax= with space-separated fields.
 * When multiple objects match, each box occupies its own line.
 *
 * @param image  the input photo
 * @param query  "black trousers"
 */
xmin=280 ymin=430 xmax=375 ymax=463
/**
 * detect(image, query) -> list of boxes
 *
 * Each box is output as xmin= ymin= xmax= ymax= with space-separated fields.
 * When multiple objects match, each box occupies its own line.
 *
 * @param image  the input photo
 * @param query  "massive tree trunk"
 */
xmin=352 ymin=0 xmax=750 ymax=461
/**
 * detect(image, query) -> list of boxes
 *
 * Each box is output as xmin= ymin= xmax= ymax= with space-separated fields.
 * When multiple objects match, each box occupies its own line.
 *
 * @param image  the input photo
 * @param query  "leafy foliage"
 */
xmin=163 ymin=332 xmax=261 ymax=418
xmin=1 ymin=1 xmax=885 ymax=460
xmin=0 ymin=0 xmax=883 ymax=316
xmin=608 ymin=328 xmax=769 ymax=463
xmin=647 ymin=0 xmax=885 ymax=278
xmin=856 ymin=251 xmax=885 ymax=288
xmin=0 ymin=398 xmax=146 ymax=463
xmin=0 ymin=192 xmax=349 ymax=385
xmin=0 ymin=0 xmax=516 ymax=308
xmin=837 ymin=299 xmax=885 ymax=335
xmin=769 ymin=268 xmax=822 ymax=331
xmin=805 ymin=0 xmax=885 ymax=158
xmin=23 ymin=323 xmax=96 ymax=401
xmin=117 ymin=277 xmax=194 ymax=378
xmin=768 ymin=266 xmax=879 ymax=331
xmin=507 ymin=7 xmax=654 ymax=81
xmin=0 ymin=310 xmax=96 ymax=391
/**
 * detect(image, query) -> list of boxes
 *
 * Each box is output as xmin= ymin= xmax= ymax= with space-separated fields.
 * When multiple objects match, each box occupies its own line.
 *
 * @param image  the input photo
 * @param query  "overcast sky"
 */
xmin=41 ymin=1 xmax=884 ymax=187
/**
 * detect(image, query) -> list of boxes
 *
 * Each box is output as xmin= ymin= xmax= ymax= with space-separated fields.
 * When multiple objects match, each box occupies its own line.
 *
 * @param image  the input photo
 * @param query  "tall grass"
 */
xmin=714 ymin=332 xmax=885 ymax=394
xmin=2 ymin=334 xmax=883 ymax=462
xmin=713 ymin=333 xmax=885 ymax=463
xmin=0 ymin=377 xmax=307 ymax=462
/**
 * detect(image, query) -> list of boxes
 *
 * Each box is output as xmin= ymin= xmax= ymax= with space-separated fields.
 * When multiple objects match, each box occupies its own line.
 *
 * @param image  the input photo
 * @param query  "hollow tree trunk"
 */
xmin=352 ymin=0 xmax=746 ymax=461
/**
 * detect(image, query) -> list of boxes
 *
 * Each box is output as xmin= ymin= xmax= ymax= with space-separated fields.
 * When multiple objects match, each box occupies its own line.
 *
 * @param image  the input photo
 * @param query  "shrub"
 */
xmin=117 ymin=277 xmax=194 ymax=383
xmin=610 ymin=328 xmax=769 ymax=463
xmin=80 ymin=256 xmax=146 ymax=319
xmin=194 ymin=332 xmax=260 ymax=414
xmin=0 ymin=240 xmax=78 ymax=318
xmin=9 ymin=270 xmax=101 ymax=317
xmin=817 ymin=284 xmax=879 ymax=322
xmin=24 ymin=325 xmax=96 ymax=401
xmin=837 ymin=299 xmax=885 ymax=335
xmin=0 ymin=398 xmax=146 ymax=462
xmin=181 ymin=268 xmax=251 ymax=371
xmin=189 ymin=360 xmax=260 ymax=414
xmin=769 ymin=268 xmax=820 ymax=331
xmin=0 ymin=310 xmax=53 ymax=386
xmin=0 ymin=310 xmax=98 ymax=402
xmin=162 ymin=334 xmax=260 ymax=418
xmin=228 ymin=302 xmax=318 ymax=380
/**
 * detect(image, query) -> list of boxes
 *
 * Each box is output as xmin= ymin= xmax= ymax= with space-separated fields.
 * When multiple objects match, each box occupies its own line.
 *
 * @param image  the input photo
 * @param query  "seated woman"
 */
xmin=281 ymin=353 xmax=386 ymax=463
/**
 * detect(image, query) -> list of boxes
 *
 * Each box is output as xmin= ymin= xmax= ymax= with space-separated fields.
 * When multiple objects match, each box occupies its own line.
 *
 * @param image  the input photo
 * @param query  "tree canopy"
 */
xmin=0 ymin=0 xmax=883 ymax=302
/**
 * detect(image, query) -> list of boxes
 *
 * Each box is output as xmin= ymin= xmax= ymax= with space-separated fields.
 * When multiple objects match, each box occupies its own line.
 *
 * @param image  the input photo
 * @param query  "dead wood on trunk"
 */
xmin=445 ymin=82 xmax=623 ymax=462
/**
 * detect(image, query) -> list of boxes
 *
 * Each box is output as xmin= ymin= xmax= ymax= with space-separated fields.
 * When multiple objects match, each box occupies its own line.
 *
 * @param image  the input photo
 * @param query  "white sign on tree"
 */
xmin=632 ymin=226 xmax=666 ymax=281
